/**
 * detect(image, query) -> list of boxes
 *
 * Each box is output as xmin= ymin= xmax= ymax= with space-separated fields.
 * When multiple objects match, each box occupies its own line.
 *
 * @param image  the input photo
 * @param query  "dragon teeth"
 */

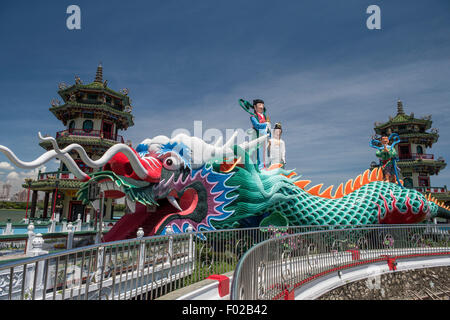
xmin=91 ymin=200 xmax=100 ymax=211
xmin=125 ymin=196 xmax=136 ymax=213
xmin=167 ymin=196 xmax=182 ymax=211
xmin=165 ymin=174 xmax=174 ymax=187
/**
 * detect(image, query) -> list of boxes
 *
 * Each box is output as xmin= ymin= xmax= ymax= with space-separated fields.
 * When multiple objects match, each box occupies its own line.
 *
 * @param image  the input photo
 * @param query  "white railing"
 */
xmin=0 ymin=224 xmax=375 ymax=300
xmin=230 ymin=225 xmax=450 ymax=300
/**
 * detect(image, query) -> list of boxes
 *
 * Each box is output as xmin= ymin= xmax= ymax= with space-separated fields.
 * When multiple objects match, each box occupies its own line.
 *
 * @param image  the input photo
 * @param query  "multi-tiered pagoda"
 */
xmin=24 ymin=64 xmax=134 ymax=222
xmin=371 ymin=100 xmax=450 ymax=209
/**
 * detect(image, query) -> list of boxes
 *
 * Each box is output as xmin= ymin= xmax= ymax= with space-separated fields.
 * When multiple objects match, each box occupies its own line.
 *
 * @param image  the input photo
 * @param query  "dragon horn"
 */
xmin=0 ymin=138 xmax=90 ymax=181
xmin=38 ymin=132 xmax=150 ymax=180
xmin=239 ymin=134 xmax=268 ymax=151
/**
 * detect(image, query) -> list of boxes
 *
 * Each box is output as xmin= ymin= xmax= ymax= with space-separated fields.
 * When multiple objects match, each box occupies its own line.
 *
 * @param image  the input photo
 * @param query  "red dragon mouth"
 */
xmin=143 ymin=188 xmax=199 ymax=235
xmin=102 ymin=188 xmax=199 ymax=241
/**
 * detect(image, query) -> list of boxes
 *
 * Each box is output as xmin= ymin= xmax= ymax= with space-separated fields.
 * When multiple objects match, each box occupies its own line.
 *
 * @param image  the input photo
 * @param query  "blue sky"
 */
xmin=0 ymin=0 xmax=449 ymax=195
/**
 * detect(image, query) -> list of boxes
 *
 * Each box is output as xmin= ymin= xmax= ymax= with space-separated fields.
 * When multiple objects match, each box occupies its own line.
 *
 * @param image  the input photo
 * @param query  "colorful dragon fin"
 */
xmin=361 ymin=169 xmax=370 ymax=185
xmin=307 ymin=184 xmax=323 ymax=196
xmin=294 ymin=180 xmax=311 ymax=189
xmin=319 ymin=185 xmax=334 ymax=199
xmin=377 ymin=167 xmax=383 ymax=180
xmin=344 ymin=179 xmax=353 ymax=195
xmin=369 ymin=168 xmax=379 ymax=181
xmin=333 ymin=183 xmax=344 ymax=198
xmin=291 ymin=167 xmax=385 ymax=199
xmin=267 ymin=163 xmax=283 ymax=170
xmin=352 ymin=174 xmax=363 ymax=190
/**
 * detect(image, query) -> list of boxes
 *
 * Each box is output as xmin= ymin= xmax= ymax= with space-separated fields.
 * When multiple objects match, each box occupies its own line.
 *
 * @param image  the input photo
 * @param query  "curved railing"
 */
xmin=0 ymin=225 xmax=358 ymax=300
xmin=230 ymin=224 xmax=450 ymax=300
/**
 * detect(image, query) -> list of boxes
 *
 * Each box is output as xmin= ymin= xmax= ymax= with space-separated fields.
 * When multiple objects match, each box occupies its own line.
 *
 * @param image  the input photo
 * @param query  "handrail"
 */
xmin=38 ymin=170 xmax=75 ymax=180
xmin=230 ymin=224 xmax=450 ymax=300
xmin=0 ymin=224 xmax=394 ymax=300
xmin=0 ymin=225 xmax=345 ymax=270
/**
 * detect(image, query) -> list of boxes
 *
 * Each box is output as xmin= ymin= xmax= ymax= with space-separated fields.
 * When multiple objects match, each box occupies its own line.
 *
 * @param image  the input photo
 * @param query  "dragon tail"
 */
xmin=424 ymin=193 xmax=450 ymax=219
xmin=436 ymin=206 xmax=450 ymax=220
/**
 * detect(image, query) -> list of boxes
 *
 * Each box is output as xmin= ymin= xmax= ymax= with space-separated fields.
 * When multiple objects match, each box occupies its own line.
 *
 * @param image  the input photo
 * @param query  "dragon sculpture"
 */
xmin=1 ymin=130 xmax=449 ymax=242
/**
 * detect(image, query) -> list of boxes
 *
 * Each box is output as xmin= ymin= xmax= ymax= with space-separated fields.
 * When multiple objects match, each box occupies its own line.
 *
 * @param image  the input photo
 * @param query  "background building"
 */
xmin=0 ymin=183 xmax=12 ymax=201
xmin=10 ymin=189 xmax=28 ymax=202
xmin=23 ymin=64 xmax=134 ymax=221
xmin=371 ymin=100 xmax=450 ymax=211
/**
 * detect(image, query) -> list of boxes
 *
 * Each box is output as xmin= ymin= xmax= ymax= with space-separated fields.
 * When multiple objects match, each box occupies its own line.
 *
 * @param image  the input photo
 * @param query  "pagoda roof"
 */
xmin=58 ymin=82 xmax=130 ymax=103
xmin=53 ymin=64 xmax=134 ymax=127
xmin=398 ymin=132 xmax=438 ymax=138
xmin=397 ymin=159 xmax=447 ymax=171
xmin=374 ymin=100 xmax=432 ymax=131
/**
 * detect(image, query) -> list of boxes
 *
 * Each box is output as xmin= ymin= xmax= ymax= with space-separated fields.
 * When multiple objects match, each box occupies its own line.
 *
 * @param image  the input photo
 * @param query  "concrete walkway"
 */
xmin=157 ymin=271 xmax=234 ymax=300
xmin=0 ymin=253 xmax=27 ymax=263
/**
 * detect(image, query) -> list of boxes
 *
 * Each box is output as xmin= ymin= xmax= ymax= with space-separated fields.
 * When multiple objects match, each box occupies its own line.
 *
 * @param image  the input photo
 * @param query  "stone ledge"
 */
xmin=319 ymin=266 xmax=450 ymax=300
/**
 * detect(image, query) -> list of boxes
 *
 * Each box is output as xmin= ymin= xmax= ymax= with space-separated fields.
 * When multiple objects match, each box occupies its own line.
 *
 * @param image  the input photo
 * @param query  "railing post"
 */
xmin=4 ymin=219 xmax=13 ymax=235
xmin=137 ymin=227 xmax=145 ymax=275
xmin=95 ymin=246 xmax=105 ymax=284
xmin=186 ymin=224 xmax=194 ymax=260
xmin=61 ymin=220 xmax=67 ymax=233
xmin=76 ymin=214 xmax=82 ymax=232
xmin=55 ymin=213 xmax=60 ymax=223
xmin=49 ymin=217 xmax=56 ymax=233
xmin=26 ymin=222 xmax=35 ymax=255
xmin=66 ymin=222 xmax=74 ymax=250
xmin=166 ymin=225 xmax=174 ymax=259
xmin=24 ymin=233 xmax=48 ymax=300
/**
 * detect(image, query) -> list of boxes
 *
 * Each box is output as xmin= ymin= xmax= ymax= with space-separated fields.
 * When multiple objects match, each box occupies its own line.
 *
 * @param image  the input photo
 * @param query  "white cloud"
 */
xmin=0 ymin=161 xmax=14 ymax=171
xmin=2 ymin=166 xmax=47 ymax=198
xmin=6 ymin=171 xmax=19 ymax=180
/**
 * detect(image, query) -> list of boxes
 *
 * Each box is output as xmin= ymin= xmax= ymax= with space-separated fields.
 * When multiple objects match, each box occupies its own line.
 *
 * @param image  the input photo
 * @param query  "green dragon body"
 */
xmin=1 ymin=132 xmax=449 ymax=241
xmin=77 ymin=144 xmax=448 ymax=240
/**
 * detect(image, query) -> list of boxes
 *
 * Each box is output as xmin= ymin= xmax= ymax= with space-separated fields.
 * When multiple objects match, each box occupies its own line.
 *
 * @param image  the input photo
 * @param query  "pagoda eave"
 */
xmin=58 ymin=83 xmax=130 ymax=104
xmin=398 ymin=133 xmax=438 ymax=144
xmin=23 ymin=179 xmax=83 ymax=192
xmin=50 ymin=103 xmax=133 ymax=127
xmin=374 ymin=115 xmax=432 ymax=131
xmin=39 ymin=136 xmax=120 ymax=151
xmin=397 ymin=160 xmax=447 ymax=173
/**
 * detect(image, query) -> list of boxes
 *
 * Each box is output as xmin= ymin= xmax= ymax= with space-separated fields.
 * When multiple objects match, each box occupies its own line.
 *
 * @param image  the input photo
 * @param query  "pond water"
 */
xmin=0 ymin=209 xmax=26 ymax=223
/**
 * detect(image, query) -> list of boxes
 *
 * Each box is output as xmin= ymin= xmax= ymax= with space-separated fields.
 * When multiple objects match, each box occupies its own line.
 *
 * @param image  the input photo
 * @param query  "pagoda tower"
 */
xmin=371 ymin=99 xmax=449 ymax=207
xmin=24 ymin=64 xmax=134 ymax=222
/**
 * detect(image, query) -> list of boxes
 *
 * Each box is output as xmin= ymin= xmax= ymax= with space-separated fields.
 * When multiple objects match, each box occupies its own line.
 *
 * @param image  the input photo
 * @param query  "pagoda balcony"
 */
xmin=38 ymin=170 xmax=79 ymax=181
xmin=399 ymin=153 xmax=436 ymax=161
xmin=414 ymin=186 xmax=448 ymax=194
xmin=56 ymin=129 xmax=124 ymax=143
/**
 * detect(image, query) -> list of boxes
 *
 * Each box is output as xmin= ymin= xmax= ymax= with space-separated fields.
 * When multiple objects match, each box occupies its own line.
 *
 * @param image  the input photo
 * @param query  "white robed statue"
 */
xmin=268 ymin=122 xmax=286 ymax=168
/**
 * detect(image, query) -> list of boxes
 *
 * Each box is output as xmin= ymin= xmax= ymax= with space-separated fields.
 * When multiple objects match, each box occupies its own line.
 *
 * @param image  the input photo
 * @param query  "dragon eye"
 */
xmin=163 ymin=156 xmax=181 ymax=170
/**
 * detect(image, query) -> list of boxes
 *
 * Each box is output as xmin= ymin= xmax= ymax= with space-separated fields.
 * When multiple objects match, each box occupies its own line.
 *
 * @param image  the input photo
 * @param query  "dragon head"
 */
xmin=74 ymin=133 xmax=268 ymax=238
